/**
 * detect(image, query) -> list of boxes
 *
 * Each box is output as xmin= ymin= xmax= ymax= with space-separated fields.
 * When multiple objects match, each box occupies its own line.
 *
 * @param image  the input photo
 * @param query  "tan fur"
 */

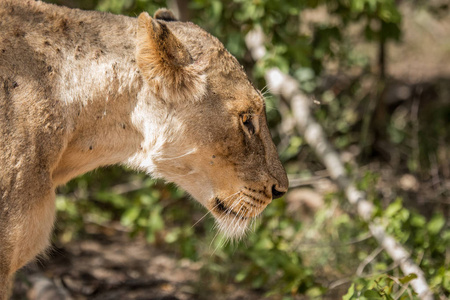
xmin=0 ymin=1 xmax=288 ymax=297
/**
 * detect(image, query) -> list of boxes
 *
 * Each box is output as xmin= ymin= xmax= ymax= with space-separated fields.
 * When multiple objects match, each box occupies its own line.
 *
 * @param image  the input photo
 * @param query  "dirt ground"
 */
xmin=13 ymin=231 xmax=267 ymax=300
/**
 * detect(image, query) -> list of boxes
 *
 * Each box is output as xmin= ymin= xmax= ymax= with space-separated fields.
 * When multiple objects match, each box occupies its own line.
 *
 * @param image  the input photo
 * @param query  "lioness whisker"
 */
xmin=226 ymin=205 xmax=241 ymax=234
xmin=214 ymin=197 xmax=240 ymax=235
xmin=263 ymin=102 xmax=276 ymax=112
xmin=210 ymin=237 xmax=222 ymax=256
xmin=250 ymin=207 xmax=259 ymax=233
xmin=225 ymin=198 xmax=244 ymax=222
xmin=227 ymin=197 xmax=246 ymax=235
xmin=212 ymin=234 xmax=228 ymax=256
xmin=156 ymin=149 xmax=197 ymax=161
xmin=260 ymin=84 xmax=271 ymax=95
xmin=208 ymin=192 xmax=254 ymax=252
xmin=162 ymin=170 xmax=194 ymax=178
xmin=210 ymin=217 xmax=231 ymax=253
xmin=221 ymin=190 xmax=242 ymax=202
xmin=227 ymin=196 xmax=242 ymax=212
xmin=261 ymin=92 xmax=272 ymax=100
xmin=191 ymin=191 xmax=241 ymax=229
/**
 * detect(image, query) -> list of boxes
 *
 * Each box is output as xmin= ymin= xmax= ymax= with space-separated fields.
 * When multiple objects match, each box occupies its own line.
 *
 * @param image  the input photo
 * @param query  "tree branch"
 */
xmin=245 ymin=28 xmax=433 ymax=300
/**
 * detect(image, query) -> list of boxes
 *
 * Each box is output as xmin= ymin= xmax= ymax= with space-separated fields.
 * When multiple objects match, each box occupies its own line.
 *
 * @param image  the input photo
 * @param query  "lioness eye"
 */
xmin=241 ymin=114 xmax=255 ymax=135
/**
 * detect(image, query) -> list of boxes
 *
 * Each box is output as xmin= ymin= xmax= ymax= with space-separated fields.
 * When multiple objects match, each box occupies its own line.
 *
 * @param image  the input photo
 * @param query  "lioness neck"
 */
xmin=50 ymin=16 xmax=159 ymax=185
xmin=0 ymin=0 xmax=177 ymax=186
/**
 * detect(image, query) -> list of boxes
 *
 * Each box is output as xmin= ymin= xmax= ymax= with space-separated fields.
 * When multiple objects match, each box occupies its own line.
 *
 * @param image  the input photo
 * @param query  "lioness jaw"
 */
xmin=0 ymin=0 xmax=288 ymax=296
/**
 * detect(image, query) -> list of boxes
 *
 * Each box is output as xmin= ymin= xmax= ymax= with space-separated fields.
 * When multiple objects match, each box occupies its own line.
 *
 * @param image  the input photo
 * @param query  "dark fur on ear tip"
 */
xmin=154 ymin=8 xmax=177 ymax=22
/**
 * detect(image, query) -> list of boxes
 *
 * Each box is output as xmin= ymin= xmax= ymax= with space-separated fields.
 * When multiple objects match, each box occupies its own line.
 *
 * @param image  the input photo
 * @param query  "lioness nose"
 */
xmin=271 ymin=185 xmax=286 ymax=199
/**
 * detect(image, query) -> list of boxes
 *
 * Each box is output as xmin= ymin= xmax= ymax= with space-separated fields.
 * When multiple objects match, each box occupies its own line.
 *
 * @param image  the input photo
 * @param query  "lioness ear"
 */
xmin=136 ymin=12 xmax=206 ymax=102
xmin=154 ymin=8 xmax=177 ymax=22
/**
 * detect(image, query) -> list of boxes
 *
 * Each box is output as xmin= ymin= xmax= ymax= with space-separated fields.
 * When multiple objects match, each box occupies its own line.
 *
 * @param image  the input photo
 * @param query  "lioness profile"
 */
xmin=0 ymin=0 xmax=288 ymax=296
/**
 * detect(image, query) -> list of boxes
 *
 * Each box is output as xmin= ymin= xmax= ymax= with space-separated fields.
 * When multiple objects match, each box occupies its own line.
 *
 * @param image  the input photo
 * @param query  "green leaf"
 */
xmin=399 ymin=273 xmax=418 ymax=285
xmin=350 ymin=0 xmax=364 ymax=13
xmin=343 ymin=283 xmax=355 ymax=300
xmin=410 ymin=213 xmax=426 ymax=227
xmin=385 ymin=293 xmax=395 ymax=300
xmin=121 ymin=206 xmax=140 ymax=227
xmin=363 ymin=289 xmax=383 ymax=299
xmin=149 ymin=208 xmax=164 ymax=231
xmin=235 ymin=270 xmax=248 ymax=282
xmin=165 ymin=229 xmax=180 ymax=244
xmin=211 ymin=0 xmax=222 ymax=19
xmin=427 ymin=214 xmax=445 ymax=235
xmin=385 ymin=198 xmax=402 ymax=217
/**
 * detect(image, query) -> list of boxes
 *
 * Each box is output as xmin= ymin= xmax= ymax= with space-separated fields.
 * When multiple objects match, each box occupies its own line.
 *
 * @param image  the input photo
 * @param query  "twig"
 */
xmin=245 ymin=27 xmax=434 ymax=300
xmin=328 ymin=277 xmax=352 ymax=290
xmin=293 ymin=232 xmax=373 ymax=251
xmin=356 ymin=246 xmax=383 ymax=276
xmin=288 ymin=174 xmax=330 ymax=188
xmin=328 ymin=261 xmax=400 ymax=290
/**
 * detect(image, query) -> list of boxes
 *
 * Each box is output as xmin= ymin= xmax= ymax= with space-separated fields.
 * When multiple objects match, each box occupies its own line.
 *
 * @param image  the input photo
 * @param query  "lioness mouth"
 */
xmin=214 ymin=197 xmax=248 ymax=219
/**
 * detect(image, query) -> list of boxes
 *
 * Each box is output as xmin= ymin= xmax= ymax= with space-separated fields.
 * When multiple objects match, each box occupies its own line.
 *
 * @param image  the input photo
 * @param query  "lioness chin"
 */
xmin=0 ymin=0 xmax=288 ymax=297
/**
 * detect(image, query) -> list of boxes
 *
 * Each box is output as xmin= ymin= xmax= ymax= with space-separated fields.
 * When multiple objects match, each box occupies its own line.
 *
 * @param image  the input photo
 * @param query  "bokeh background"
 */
xmin=13 ymin=0 xmax=449 ymax=299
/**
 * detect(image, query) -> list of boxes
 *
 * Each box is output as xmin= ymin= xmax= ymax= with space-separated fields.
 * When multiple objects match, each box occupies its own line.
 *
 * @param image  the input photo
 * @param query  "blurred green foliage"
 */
xmin=45 ymin=0 xmax=449 ymax=298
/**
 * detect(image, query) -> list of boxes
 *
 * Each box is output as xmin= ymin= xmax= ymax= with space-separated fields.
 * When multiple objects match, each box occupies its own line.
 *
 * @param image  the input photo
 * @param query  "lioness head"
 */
xmin=130 ymin=10 xmax=288 ymax=238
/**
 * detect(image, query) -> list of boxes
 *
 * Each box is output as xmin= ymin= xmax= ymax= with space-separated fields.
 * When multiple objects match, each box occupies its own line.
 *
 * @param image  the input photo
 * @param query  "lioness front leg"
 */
xmin=0 ymin=274 xmax=12 ymax=300
xmin=0 ymin=242 xmax=14 ymax=300
xmin=0 ymin=192 xmax=56 ymax=300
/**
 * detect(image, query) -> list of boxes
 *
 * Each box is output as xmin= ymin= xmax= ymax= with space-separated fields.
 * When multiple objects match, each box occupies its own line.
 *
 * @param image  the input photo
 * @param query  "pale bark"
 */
xmin=245 ymin=28 xmax=433 ymax=300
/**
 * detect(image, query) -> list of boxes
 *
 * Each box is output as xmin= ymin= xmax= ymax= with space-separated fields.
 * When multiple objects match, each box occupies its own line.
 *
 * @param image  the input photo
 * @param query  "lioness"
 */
xmin=0 ymin=0 xmax=288 ymax=296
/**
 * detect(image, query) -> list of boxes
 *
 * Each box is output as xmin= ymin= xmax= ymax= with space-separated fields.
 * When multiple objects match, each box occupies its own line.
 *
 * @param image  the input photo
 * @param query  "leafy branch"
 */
xmin=245 ymin=27 xmax=434 ymax=300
